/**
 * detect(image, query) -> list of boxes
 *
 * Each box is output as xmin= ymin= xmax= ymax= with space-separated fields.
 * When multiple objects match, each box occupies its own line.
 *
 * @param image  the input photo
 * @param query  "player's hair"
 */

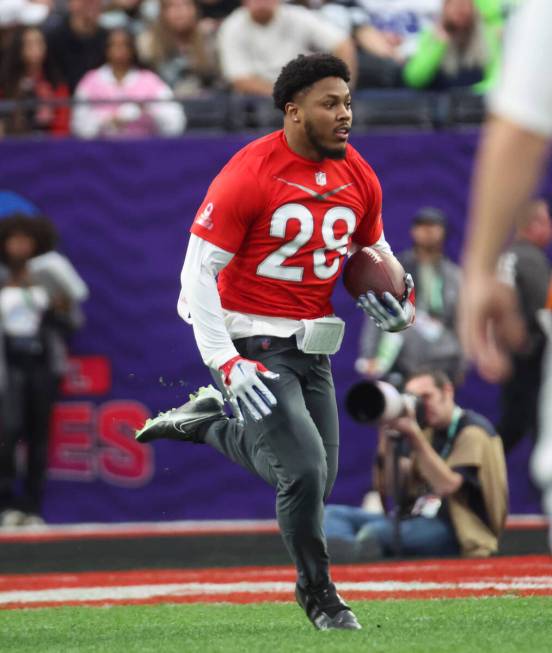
xmin=272 ymin=53 xmax=351 ymax=112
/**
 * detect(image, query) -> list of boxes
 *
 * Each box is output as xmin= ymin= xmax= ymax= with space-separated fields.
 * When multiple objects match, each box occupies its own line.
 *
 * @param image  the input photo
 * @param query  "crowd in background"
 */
xmin=0 ymin=0 xmax=524 ymax=138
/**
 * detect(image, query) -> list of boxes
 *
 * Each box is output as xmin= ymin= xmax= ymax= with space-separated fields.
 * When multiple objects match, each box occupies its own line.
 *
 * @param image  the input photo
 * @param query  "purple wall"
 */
xmin=0 ymin=131 xmax=548 ymax=522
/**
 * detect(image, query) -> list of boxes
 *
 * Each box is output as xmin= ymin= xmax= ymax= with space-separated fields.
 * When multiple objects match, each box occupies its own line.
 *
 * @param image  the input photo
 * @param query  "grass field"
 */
xmin=2 ymin=597 xmax=552 ymax=653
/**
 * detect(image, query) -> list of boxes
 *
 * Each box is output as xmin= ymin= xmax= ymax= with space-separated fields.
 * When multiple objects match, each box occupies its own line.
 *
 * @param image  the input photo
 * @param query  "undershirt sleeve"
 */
xmin=177 ymin=234 xmax=239 ymax=369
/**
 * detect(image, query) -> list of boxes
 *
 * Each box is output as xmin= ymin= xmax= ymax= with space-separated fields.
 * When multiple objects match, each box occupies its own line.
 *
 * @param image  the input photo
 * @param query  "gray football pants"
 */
xmin=204 ymin=335 xmax=339 ymax=588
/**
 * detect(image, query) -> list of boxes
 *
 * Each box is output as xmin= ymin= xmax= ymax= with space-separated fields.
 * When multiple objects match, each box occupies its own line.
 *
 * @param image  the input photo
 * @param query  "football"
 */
xmin=343 ymin=247 xmax=406 ymax=301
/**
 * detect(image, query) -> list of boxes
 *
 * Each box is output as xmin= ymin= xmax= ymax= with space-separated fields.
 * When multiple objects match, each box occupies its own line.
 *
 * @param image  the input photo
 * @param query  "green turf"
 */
xmin=1 ymin=598 xmax=552 ymax=653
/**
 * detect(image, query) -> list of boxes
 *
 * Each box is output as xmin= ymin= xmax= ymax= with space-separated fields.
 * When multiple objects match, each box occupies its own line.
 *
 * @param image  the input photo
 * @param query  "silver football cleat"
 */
xmin=135 ymin=385 xmax=225 ymax=444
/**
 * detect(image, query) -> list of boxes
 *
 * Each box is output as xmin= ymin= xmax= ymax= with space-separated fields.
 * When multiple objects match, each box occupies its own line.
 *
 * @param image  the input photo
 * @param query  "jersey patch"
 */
xmin=195 ymin=202 xmax=214 ymax=230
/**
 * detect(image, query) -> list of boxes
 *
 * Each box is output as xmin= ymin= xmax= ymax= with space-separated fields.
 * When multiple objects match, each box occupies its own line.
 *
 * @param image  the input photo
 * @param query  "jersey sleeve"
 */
xmin=351 ymin=166 xmax=383 ymax=247
xmin=190 ymin=154 xmax=263 ymax=253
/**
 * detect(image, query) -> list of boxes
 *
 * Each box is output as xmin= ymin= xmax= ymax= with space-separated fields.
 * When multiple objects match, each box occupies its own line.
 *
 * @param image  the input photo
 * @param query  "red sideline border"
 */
xmin=1 ymin=555 xmax=551 ymax=610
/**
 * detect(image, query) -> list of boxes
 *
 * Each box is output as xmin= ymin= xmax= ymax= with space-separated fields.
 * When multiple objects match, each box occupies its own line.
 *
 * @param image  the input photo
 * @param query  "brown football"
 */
xmin=343 ymin=247 xmax=406 ymax=301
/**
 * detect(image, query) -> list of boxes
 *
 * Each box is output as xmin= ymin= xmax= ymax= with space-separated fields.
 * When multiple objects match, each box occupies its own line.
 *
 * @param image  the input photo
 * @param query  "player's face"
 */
xmin=405 ymin=375 xmax=455 ymax=430
xmin=298 ymin=77 xmax=352 ymax=161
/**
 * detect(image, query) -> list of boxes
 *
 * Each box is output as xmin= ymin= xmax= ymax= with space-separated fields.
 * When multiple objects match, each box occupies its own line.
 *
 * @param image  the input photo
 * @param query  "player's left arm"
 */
xmin=178 ymin=234 xmax=239 ymax=368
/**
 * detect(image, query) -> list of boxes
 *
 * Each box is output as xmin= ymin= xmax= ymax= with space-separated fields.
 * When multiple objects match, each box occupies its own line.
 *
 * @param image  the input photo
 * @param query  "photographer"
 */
xmin=324 ymin=370 xmax=508 ymax=559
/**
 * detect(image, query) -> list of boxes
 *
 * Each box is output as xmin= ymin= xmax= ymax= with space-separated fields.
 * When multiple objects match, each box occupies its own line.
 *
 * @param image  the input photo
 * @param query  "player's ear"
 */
xmin=285 ymin=102 xmax=300 ymax=123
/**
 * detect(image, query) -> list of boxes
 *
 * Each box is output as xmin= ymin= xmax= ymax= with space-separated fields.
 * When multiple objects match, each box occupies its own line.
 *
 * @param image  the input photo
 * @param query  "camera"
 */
xmin=345 ymin=380 xmax=427 ymax=427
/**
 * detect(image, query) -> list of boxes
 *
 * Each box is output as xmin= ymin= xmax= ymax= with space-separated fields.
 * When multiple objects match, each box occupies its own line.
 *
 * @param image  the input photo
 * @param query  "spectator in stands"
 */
xmin=0 ymin=214 xmax=84 ymax=527
xmin=0 ymin=2 xmax=53 ymax=120
xmin=196 ymin=0 xmax=239 ymax=24
xmin=46 ymin=0 xmax=108 ymax=92
xmin=100 ymin=0 xmax=157 ymax=34
xmin=475 ymin=0 xmax=523 ymax=25
xmin=0 ymin=0 xmax=52 ymax=27
xmin=356 ymin=207 xmax=465 ymax=388
xmin=0 ymin=25 xmax=70 ymax=136
xmin=402 ymin=0 xmax=502 ymax=92
xmin=137 ymin=0 xmax=220 ymax=97
xmin=217 ymin=0 xmax=357 ymax=97
xmin=496 ymin=198 xmax=552 ymax=454
xmin=320 ymin=0 xmax=441 ymax=88
xmin=324 ymin=370 xmax=508 ymax=559
xmin=71 ymin=27 xmax=186 ymax=138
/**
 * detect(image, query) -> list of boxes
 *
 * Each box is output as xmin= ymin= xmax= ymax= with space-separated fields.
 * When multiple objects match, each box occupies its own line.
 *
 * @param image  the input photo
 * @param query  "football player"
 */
xmin=136 ymin=53 xmax=414 ymax=630
xmin=460 ymin=0 xmax=552 ymax=550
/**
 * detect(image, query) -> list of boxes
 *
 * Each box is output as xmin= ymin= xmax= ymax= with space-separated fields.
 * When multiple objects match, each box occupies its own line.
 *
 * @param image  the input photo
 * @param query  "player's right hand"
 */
xmin=358 ymin=273 xmax=416 ymax=332
xmin=459 ymin=272 xmax=525 ymax=382
xmin=219 ymin=355 xmax=279 ymax=422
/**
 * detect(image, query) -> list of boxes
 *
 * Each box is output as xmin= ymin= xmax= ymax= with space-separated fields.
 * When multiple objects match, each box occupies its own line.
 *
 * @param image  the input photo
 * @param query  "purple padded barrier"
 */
xmin=0 ymin=131 xmax=549 ymax=522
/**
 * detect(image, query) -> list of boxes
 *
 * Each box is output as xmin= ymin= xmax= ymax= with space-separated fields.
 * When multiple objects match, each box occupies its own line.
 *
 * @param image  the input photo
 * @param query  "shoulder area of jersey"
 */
xmin=224 ymin=130 xmax=283 ymax=168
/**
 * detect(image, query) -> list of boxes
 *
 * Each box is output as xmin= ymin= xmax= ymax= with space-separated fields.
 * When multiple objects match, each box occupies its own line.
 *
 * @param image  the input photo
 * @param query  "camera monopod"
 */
xmin=345 ymin=381 xmax=412 ymax=556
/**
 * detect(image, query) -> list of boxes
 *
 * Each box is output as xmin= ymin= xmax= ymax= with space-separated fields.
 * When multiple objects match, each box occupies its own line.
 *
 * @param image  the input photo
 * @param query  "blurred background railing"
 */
xmin=0 ymin=90 xmax=486 ymax=134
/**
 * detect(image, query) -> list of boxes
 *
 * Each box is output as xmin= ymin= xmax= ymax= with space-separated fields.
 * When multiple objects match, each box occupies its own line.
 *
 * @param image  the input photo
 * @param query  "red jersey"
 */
xmin=190 ymin=130 xmax=383 ymax=320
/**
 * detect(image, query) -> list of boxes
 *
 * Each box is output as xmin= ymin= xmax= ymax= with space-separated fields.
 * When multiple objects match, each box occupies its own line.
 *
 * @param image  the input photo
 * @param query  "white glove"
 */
xmin=358 ymin=273 xmax=416 ymax=332
xmin=219 ymin=355 xmax=279 ymax=422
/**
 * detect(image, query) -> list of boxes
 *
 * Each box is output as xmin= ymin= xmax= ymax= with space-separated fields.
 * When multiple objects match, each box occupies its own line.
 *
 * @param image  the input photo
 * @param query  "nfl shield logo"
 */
xmin=315 ymin=171 xmax=327 ymax=186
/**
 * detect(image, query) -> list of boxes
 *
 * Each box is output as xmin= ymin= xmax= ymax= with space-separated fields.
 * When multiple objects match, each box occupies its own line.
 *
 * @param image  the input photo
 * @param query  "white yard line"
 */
xmin=3 ymin=578 xmax=552 ymax=605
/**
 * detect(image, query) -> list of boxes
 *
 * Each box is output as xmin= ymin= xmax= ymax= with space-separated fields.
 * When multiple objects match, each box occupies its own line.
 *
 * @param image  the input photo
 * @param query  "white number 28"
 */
xmin=256 ymin=203 xmax=356 ymax=282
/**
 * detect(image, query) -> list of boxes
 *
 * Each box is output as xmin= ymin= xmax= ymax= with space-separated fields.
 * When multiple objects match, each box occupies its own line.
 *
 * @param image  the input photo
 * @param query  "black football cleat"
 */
xmin=295 ymin=582 xmax=362 ymax=631
xmin=135 ymin=385 xmax=225 ymax=444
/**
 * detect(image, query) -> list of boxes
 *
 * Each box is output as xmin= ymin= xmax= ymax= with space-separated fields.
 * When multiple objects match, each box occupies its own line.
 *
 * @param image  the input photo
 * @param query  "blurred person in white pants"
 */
xmin=459 ymin=0 xmax=552 ymax=548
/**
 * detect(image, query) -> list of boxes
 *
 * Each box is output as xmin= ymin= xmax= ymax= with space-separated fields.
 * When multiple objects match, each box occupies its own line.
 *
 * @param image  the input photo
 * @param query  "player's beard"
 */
xmin=304 ymin=119 xmax=347 ymax=160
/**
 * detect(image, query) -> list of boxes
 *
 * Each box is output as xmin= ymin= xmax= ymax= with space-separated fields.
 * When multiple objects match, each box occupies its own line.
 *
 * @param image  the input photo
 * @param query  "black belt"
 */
xmin=233 ymin=334 xmax=297 ymax=347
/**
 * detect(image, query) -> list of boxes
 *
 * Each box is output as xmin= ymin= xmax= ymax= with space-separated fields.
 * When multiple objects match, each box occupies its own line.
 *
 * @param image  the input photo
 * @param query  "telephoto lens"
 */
xmin=345 ymin=380 xmax=420 ymax=424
